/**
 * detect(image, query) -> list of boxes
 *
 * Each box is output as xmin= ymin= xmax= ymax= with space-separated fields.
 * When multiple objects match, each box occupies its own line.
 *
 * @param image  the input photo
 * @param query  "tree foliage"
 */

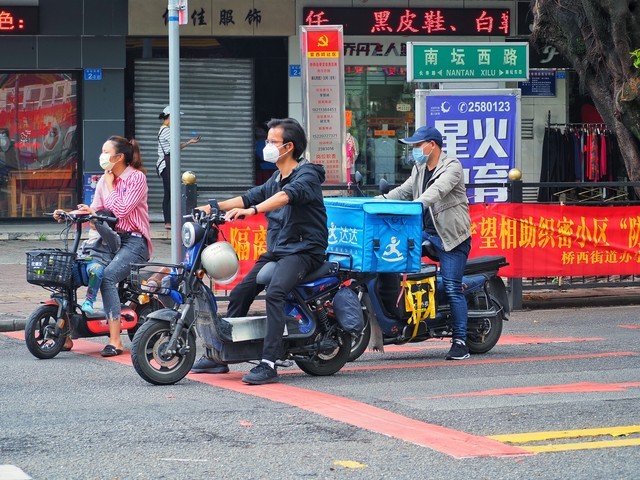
xmin=531 ymin=0 xmax=640 ymax=187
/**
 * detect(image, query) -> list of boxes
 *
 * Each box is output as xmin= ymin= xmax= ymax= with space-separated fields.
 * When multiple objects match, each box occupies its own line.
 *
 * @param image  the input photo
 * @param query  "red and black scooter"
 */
xmin=24 ymin=210 xmax=162 ymax=359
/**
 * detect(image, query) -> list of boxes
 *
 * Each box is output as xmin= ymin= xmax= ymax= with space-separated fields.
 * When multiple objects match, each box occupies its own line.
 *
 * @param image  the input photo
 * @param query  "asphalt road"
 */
xmin=1 ymin=303 xmax=639 ymax=479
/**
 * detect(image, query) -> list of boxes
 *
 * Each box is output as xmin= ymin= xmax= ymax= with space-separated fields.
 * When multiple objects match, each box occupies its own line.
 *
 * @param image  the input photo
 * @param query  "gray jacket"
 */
xmin=383 ymin=152 xmax=471 ymax=251
xmin=78 ymin=220 xmax=121 ymax=266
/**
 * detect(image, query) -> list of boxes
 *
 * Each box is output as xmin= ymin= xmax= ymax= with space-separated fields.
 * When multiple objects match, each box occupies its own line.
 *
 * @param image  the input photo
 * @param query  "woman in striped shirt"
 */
xmin=157 ymin=106 xmax=200 ymax=229
xmin=88 ymin=135 xmax=152 ymax=357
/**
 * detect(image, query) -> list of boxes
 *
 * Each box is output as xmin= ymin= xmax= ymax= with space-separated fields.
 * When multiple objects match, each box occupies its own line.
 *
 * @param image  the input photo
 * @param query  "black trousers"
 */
xmin=227 ymin=251 xmax=323 ymax=362
xmin=160 ymin=166 xmax=171 ymax=224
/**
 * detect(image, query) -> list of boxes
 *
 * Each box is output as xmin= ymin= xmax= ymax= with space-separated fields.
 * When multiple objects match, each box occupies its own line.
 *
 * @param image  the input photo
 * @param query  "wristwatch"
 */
xmin=251 ymin=205 xmax=258 ymax=215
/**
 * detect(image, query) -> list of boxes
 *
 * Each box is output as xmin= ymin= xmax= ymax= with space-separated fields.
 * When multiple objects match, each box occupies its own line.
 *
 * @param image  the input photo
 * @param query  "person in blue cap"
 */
xmin=384 ymin=126 xmax=472 ymax=360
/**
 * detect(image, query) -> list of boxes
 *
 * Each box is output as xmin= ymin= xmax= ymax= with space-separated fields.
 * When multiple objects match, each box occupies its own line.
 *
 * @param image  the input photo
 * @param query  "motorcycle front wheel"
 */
xmin=466 ymin=300 xmax=504 ymax=354
xmin=24 ymin=305 xmax=66 ymax=359
xmin=130 ymin=319 xmax=197 ymax=385
xmin=295 ymin=329 xmax=351 ymax=376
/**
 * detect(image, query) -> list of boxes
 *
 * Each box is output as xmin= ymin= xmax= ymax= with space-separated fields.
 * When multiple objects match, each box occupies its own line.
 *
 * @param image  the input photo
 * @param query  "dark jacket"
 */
xmin=242 ymin=159 xmax=328 ymax=258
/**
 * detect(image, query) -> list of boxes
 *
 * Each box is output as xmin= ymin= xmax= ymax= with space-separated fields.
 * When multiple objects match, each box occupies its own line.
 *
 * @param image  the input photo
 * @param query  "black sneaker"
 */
xmin=445 ymin=339 xmax=470 ymax=360
xmin=190 ymin=355 xmax=230 ymax=374
xmin=242 ymin=362 xmax=278 ymax=385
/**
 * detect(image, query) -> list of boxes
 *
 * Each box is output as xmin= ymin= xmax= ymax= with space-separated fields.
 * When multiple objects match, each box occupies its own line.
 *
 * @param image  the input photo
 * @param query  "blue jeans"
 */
xmin=423 ymin=232 xmax=471 ymax=341
xmin=101 ymin=236 xmax=148 ymax=320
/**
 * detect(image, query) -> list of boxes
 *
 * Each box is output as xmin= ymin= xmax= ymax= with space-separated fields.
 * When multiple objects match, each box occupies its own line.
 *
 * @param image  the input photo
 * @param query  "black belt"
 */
xmin=118 ymin=232 xmax=143 ymax=238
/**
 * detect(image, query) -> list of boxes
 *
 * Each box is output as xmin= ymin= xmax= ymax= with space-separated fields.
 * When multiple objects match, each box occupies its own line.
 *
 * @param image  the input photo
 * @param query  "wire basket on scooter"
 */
xmin=26 ymin=249 xmax=75 ymax=288
xmin=130 ymin=263 xmax=185 ymax=296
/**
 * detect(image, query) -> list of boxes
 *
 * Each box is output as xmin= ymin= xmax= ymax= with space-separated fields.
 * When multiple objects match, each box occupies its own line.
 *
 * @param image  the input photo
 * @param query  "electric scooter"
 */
xmin=24 ymin=211 xmax=161 ymax=359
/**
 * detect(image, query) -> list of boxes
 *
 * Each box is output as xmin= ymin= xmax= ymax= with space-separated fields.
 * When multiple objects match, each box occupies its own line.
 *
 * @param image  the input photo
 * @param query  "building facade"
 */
xmin=0 ymin=0 xmax=601 ymax=219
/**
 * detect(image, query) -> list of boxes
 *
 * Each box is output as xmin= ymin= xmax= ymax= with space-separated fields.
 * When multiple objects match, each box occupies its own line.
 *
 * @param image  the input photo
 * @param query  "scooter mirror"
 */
xmin=379 ymin=178 xmax=390 ymax=195
xmin=353 ymin=171 xmax=363 ymax=184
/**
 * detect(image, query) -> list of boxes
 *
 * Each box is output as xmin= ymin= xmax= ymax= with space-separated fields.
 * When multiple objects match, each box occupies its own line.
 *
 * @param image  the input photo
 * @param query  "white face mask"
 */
xmin=99 ymin=152 xmax=113 ymax=170
xmin=262 ymin=142 xmax=288 ymax=163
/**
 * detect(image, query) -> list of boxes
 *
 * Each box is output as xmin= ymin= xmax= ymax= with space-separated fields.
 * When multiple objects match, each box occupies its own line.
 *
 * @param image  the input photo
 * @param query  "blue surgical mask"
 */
xmin=412 ymin=145 xmax=434 ymax=165
xmin=412 ymin=147 xmax=426 ymax=164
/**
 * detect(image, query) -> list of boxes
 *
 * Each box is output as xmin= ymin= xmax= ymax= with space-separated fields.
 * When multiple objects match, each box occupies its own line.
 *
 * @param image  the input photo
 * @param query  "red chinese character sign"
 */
xmin=214 ymin=204 xmax=640 ymax=288
xmin=214 ymin=216 xmax=267 ymax=290
xmin=302 ymin=7 xmax=510 ymax=37
xmin=470 ymin=204 xmax=640 ymax=277
xmin=300 ymin=25 xmax=346 ymax=185
xmin=0 ymin=6 xmax=38 ymax=34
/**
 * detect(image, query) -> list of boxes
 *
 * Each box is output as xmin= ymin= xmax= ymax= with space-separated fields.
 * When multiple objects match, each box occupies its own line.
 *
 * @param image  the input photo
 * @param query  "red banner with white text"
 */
xmin=215 ymin=204 xmax=640 ymax=287
xmin=215 ymin=216 xmax=267 ymax=290
xmin=470 ymin=203 xmax=640 ymax=277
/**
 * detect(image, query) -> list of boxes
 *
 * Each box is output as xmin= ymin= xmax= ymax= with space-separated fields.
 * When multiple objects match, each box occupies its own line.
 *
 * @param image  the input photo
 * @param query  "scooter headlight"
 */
xmin=181 ymin=222 xmax=205 ymax=248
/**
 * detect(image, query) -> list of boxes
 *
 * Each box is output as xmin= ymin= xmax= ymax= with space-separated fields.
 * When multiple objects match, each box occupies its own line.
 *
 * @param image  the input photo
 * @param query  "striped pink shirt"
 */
xmin=91 ymin=166 xmax=153 ymax=258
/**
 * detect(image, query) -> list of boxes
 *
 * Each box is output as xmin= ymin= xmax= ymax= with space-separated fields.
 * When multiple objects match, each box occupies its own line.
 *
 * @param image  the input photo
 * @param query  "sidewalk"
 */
xmin=0 ymin=220 xmax=167 ymax=333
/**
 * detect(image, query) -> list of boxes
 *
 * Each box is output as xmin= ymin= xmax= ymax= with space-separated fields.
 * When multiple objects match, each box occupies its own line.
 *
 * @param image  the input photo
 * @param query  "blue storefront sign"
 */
xmin=420 ymin=89 xmax=519 ymax=203
xmin=518 ymin=69 xmax=556 ymax=97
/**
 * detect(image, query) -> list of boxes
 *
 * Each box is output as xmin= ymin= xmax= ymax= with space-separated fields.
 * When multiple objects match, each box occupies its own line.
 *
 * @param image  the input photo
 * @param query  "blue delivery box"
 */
xmin=324 ymin=198 xmax=423 ymax=273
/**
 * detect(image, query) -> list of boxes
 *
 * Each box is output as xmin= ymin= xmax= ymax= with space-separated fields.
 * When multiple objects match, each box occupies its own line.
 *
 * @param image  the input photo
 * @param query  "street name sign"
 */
xmin=407 ymin=42 xmax=529 ymax=82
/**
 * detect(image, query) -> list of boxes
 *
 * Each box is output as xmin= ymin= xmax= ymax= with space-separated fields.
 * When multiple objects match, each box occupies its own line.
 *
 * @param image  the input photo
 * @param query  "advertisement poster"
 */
xmin=0 ymin=73 xmax=79 ymax=217
xmin=421 ymin=89 xmax=520 ymax=204
xmin=300 ymin=25 xmax=346 ymax=184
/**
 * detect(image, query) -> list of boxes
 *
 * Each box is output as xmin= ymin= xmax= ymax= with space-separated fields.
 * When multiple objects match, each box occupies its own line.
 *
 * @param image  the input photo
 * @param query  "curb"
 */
xmin=522 ymin=294 xmax=640 ymax=310
xmin=0 ymin=231 xmax=173 ymax=241
xmin=0 ymin=318 xmax=27 ymax=333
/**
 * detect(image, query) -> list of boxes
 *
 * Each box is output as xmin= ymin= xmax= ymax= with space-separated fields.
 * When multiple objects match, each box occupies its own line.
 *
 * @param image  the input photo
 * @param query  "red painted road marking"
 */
xmin=5 ymin=331 xmax=528 ymax=458
xmin=619 ymin=324 xmax=640 ymax=329
xmin=317 ymin=351 xmax=639 ymax=375
xmin=380 ymin=335 xmax=603 ymax=353
xmin=430 ymin=382 xmax=640 ymax=398
xmin=186 ymin=372 xmax=530 ymax=459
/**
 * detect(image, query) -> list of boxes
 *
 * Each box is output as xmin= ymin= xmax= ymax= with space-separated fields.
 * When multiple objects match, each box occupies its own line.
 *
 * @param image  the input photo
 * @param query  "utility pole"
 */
xmin=168 ymin=0 xmax=183 ymax=263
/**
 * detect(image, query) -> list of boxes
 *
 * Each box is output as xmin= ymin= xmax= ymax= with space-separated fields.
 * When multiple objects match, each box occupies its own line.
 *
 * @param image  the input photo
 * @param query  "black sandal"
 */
xmin=100 ymin=344 xmax=123 ymax=357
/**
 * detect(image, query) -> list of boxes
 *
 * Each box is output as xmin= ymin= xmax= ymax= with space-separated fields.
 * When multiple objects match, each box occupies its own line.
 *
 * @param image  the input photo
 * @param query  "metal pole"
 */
xmin=168 ymin=0 xmax=181 ymax=263
xmin=508 ymin=174 xmax=523 ymax=310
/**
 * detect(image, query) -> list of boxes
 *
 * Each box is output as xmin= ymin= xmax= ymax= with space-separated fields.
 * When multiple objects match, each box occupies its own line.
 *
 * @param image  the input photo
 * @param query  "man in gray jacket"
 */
xmin=384 ymin=126 xmax=472 ymax=360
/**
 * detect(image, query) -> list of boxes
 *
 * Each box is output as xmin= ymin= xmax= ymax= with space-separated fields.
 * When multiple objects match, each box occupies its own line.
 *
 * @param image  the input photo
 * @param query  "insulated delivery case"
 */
xmin=324 ymin=198 xmax=423 ymax=273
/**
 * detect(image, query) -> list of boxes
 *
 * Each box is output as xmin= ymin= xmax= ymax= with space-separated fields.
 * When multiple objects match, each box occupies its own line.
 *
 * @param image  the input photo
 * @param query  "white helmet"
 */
xmin=200 ymin=241 xmax=239 ymax=285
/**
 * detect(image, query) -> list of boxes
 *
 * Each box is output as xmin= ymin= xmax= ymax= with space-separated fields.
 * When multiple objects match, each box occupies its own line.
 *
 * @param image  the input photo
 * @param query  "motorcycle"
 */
xmin=129 ymin=202 xmax=360 ymax=386
xmin=347 ymin=178 xmax=510 ymax=362
xmin=24 ymin=210 xmax=162 ymax=359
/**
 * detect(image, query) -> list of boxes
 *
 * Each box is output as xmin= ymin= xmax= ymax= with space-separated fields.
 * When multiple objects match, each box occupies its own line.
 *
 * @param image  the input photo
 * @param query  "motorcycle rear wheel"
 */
xmin=466 ymin=300 xmax=504 ymax=354
xmin=130 ymin=319 xmax=197 ymax=385
xmin=24 ymin=305 xmax=66 ymax=359
xmin=295 ymin=330 xmax=351 ymax=376
xmin=348 ymin=316 xmax=371 ymax=362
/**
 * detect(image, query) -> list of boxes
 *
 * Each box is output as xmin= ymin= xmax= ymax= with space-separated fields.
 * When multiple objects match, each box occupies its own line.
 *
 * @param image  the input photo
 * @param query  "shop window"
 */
xmin=0 ymin=73 xmax=79 ymax=218
xmin=345 ymin=66 xmax=428 ymax=186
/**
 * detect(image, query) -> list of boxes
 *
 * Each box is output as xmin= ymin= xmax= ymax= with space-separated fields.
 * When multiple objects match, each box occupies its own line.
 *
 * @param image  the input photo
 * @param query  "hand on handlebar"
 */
xmin=52 ymin=209 xmax=66 ymax=222
xmin=224 ymin=207 xmax=251 ymax=222
xmin=76 ymin=203 xmax=96 ymax=215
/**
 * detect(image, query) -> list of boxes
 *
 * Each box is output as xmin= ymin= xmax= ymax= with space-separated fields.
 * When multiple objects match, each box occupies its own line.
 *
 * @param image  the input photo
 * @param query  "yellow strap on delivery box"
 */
xmin=403 ymin=276 xmax=436 ymax=341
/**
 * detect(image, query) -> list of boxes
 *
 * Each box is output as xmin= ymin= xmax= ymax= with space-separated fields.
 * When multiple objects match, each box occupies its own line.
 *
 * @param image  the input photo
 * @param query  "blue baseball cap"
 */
xmin=399 ymin=126 xmax=443 ymax=146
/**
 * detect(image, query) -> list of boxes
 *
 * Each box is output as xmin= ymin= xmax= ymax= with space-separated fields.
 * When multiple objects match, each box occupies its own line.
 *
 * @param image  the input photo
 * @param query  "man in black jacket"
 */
xmin=191 ymin=118 xmax=328 ymax=384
